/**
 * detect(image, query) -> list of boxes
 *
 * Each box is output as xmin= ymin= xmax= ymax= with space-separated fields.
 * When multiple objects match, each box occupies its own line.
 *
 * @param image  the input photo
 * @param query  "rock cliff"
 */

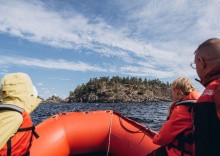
xmin=66 ymin=76 xmax=172 ymax=103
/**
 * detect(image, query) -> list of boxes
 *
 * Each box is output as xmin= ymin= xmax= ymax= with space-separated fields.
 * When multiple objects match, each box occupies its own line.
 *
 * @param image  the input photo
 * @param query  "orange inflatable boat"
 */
xmin=30 ymin=110 xmax=159 ymax=156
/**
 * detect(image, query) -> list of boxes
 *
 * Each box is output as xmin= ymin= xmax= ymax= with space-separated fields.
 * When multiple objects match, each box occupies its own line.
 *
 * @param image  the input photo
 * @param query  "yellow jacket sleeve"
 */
xmin=0 ymin=111 xmax=23 ymax=150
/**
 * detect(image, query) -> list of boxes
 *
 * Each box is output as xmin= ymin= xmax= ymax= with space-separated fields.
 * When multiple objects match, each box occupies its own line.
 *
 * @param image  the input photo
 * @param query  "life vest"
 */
xmin=194 ymin=80 xmax=220 ymax=156
xmin=0 ymin=104 xmax=39 ymax=156
xmin=167 ymin=100 xmax=196 ymax=156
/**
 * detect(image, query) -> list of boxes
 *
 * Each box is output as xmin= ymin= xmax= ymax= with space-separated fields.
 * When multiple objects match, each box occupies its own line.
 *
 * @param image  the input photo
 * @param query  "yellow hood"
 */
xmin=0 ymin=72 xmax=41 ymax=114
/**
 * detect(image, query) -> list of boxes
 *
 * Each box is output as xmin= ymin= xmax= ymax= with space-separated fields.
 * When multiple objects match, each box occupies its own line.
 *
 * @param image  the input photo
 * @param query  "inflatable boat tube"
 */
xmin=30 ymin=110 xmax=159 ymax=156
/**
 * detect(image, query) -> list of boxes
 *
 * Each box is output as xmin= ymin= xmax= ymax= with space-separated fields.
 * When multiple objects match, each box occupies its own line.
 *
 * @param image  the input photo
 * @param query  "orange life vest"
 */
xmin=153 ymin=90 xmax=200 ymax=156
xmin=0 ymin=104 xmax=38 ymax=156
xmin=167 ymin=100 xmax=195 ymax=156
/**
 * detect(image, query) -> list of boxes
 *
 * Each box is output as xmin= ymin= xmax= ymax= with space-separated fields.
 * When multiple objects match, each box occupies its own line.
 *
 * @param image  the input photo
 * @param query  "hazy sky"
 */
xmin=0 ymin=0 xmax=219 ymax=99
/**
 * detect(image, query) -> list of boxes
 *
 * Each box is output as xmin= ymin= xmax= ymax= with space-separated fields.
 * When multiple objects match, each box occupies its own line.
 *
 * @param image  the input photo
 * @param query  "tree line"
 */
xmin=69 ymin=76 xmax=171 ymax=100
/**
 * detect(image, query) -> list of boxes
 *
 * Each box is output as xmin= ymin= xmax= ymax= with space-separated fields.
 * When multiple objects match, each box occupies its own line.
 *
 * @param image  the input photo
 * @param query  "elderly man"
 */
xmin=192 ymin=38 xmax=220 ymax=156
xmin=0 ymin=73 xmax=41 ymax=156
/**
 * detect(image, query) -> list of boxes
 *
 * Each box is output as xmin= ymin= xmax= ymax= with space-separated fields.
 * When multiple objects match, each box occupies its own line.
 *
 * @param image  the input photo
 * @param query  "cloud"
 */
xmin=0 ymin=53 xmax=196 ymax=79
xmin=37 ymin=83 xmax=43 ymax=86
xmin=0 ymin=1 xmax=185 ymax=62
xmin=0 ymin=0 xmax=219 ymax=81
xmin=0 ymin=55 xmax=106 ymax=72
xmin=0 ymin=69 xmax=8 ymax=76
xmin=118 ymin=0 xmax=220 ymax=51
xmin=48 ymin=77 xmax=71 ymax=81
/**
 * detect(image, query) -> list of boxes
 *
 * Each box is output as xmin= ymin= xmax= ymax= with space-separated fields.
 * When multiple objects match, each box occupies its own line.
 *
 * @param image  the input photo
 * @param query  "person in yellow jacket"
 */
xmin=0 ymin=72 xmax=41 ymax=155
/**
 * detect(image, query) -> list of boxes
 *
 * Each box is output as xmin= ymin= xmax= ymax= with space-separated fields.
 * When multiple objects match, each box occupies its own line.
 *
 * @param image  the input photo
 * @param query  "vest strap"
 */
xmin=18 ymin=126 xmax=39 ymax=138
xmin=167 ymin=129 xmax=193 ymax=156
xmin=7 ymin=138 xmax=11 ymax=156
xmin=18 ymin=127 xmax=34 ymax=132
xmin=0 ymin=104 xmax=24 ymax=113
xmin=175 ymin=100 xmax=196 ymax=105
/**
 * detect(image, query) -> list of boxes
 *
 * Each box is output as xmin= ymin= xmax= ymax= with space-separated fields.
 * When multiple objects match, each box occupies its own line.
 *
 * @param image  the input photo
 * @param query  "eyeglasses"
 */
xmin=190 ymin=62 xmax=196 ymax=69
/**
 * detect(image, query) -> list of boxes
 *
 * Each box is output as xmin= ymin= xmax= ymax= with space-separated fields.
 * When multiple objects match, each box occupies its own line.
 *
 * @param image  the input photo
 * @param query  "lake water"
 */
xmin=31 ymin=102 xmax=171 ymax=132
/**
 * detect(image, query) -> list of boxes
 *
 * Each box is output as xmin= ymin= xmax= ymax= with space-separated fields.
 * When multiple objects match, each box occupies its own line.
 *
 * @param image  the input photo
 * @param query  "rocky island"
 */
xmin=44 ymin=76 xmax=172 ymax=103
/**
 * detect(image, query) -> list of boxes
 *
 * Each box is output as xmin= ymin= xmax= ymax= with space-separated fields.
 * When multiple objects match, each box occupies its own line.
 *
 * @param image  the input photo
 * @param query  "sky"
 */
xmin=0 ymin=0 xmax=220 ymax=99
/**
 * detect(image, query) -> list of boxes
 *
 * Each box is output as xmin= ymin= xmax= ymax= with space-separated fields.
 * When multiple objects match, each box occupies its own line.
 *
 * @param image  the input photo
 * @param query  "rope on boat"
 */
xmin=106 ymin=111 xmax=113 ymax=156
xmin=119 ymin=115 xmax=155 ymax=137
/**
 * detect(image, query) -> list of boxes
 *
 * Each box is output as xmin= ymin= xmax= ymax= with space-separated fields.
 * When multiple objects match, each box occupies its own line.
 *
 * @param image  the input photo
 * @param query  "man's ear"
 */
xmin=197 ymin=56 xmax=206 ymax=69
